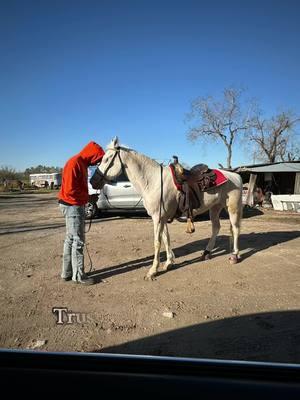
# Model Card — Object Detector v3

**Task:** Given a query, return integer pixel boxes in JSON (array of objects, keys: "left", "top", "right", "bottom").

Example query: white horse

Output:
[{"left": 91, "top": 137, "right": 243, "bottom": 280}]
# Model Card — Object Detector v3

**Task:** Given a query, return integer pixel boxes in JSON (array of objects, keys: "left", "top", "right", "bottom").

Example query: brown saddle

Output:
[
  {"left": 185, "top": 164, "right": 216, "bottom": 189},
  {"left": 171, "top": 160, "right": 217, "bottom": 233}
]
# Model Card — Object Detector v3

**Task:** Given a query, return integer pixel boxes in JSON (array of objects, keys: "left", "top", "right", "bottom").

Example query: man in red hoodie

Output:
[{"left": 58, "top": 141, "right": 105, "bottom": 285}]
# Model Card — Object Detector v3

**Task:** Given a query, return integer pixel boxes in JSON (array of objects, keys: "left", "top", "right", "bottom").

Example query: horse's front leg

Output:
[
  {"left": 145, "top": 218, "right": 164, "bottom": 281},
  {"left": 161, "top": 224, "right": 175, "bottom": 272}
]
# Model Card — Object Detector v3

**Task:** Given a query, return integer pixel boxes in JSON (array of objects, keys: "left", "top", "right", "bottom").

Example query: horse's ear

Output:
[{"left": 112, "top": 136, "right": 119, "bottom": 148}]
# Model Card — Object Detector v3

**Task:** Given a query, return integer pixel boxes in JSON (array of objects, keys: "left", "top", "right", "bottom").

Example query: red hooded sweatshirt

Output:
[{"left": 58, "top": 141, "right": 105, "bottom": 206}]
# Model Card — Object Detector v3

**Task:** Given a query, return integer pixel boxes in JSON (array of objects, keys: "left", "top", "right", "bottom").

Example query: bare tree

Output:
[
  {"left": 249, "top": 112, "right": 300, "bottom": 163},
  {"left": 0, "top": 166, "right": 19, "bottom": 181},
  {"left": 186, "top": 87, "right": 254, "bottom": 168},
  {"left": 285, "top": 143, "right": 300, "bottom": 161}
]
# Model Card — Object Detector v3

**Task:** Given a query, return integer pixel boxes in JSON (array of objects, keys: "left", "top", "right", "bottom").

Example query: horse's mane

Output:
[
  {"left": 123, "top": 147, "right": 162, "bottom": 169},
  {"left": 107, "top": 144, "right": 161, "bottom": 169}
]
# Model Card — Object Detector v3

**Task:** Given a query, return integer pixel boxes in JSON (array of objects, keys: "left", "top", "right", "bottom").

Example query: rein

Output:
[
  {"left": 98, "top": 147, "right": 126, "bottom": 182},
  {"left": 159, "top": 163, "right": 163, "bottom": 223},
  {"left": 102, "top": 149, "right": 120, "bottom": 177}
]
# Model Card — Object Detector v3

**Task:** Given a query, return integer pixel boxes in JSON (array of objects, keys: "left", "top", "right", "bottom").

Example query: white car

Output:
[{"left": 85, "top": 166, "right": 145, "bottom": 218}]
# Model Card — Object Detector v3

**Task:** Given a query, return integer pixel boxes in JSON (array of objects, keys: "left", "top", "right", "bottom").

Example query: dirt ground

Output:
[{"left": 0, "top": 192, "right": 299, "bottom": 363}]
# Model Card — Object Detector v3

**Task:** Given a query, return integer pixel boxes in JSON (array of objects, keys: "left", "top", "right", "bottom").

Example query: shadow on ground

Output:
[
  {"left": 96, "top": 310, "right": 300, "bottom": 364},
  {"left": 89, "top": 230, "right": 300, "bottom": 282},
  {"left": 91, "top": 205, "right": 264, "bottom": 222}
]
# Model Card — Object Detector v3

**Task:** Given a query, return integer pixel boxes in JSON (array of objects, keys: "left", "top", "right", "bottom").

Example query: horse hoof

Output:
[
  {"left": 162, "top": 262, "right": 175, "bottom": 272},
  {"left": 185, "top": 228, "right": 195, "bottom": 234},
  {"left": 144, "top": 274, "right": 156, "bottom": 281},
  {"left": 229, "top": 255, "right": 239, "bottom": 265},
  {"left": 200, "top": 251, "right": 211, "bottom": 261}
]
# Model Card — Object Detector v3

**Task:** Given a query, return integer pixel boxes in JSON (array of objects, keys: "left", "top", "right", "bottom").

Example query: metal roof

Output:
[{"left": 235, "top": 162, "right": 300, "bottom": 173}]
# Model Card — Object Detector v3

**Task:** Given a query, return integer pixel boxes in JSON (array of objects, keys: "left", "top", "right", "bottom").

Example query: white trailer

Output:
[{"left": 29, "top": 173, "right": 61, "bottom": 188}]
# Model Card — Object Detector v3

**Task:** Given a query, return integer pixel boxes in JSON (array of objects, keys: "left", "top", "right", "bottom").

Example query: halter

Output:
[{"left": 91, "top": 147, "right": 126, "bottom": 187}]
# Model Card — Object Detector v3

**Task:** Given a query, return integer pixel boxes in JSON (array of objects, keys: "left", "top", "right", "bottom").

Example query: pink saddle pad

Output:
[{"left": 212, "top": 169, "right": 228, "bottom": 187}]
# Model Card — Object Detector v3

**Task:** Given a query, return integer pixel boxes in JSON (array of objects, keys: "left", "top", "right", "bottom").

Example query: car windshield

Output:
[{"left": 1, "top": 0, "right": 300, "bottom": 371}]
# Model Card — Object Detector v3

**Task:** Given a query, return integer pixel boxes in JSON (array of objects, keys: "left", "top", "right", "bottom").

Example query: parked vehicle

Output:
[{"left": 85, "top": 166, "right": 145, "bottom": 218}]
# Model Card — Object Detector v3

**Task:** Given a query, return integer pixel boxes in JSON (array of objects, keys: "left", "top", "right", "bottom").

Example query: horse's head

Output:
[{"left": 90, "top": 137, "right": 123, "bottom": 189}]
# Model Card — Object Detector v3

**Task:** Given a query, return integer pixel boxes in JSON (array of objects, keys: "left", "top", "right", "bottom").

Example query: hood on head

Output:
[{"left": 79, "top": 141, "right": 105, "bottom": 165}]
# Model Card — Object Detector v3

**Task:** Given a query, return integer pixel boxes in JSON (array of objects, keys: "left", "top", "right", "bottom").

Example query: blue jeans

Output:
[{"left": 59, "top": 204, "right": 86, "bottom": 282}]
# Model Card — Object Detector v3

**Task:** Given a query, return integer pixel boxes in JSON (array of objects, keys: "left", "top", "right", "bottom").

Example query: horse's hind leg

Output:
[
  {"left": 201, "top": 204, "right": 223, "bottom": 260},
  {"left": 161, "top": 224, "right": 175, "bottom": 271},
  {"left": 227, "top": 198, "right": 242, "bottom": 264}
]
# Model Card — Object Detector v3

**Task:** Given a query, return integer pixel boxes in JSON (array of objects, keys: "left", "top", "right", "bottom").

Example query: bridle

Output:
[
  {"left": 103, "top": 147, "right": 127, "bottom": 178},
  {"left": 92, "top": 147, "right": 126, "bottom": 187}
]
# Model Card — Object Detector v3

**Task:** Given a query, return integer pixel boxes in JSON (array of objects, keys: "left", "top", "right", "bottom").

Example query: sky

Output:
[{"left": 1, "top": 0, "right": 300, "bottom": 170}]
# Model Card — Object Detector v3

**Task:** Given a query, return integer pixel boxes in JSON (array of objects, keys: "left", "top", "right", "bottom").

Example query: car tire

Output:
[{"left": 85, "top": 202, "right": 98, "bottom": 219}]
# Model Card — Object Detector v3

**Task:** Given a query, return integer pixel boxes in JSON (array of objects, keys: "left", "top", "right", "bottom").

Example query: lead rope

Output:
[
  {"left": 85, "top": 215, "right": 93, "bottom": 233},
  {"left": 85, "top": 241, "right": 93, "bottom": 273},
  {"left": 159, "top": 163, "right": 163, "bottom": 223},
  {"left": 85, "top": 211, "right": 94, "bottom": 273},
  {"left": 154, "top": 163, "right": 163, "bottom": 241}
]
